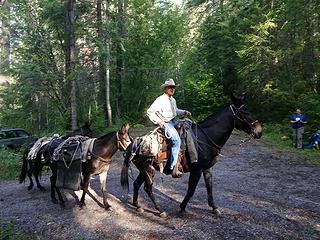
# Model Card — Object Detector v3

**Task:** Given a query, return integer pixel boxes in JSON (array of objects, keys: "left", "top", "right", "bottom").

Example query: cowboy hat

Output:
[{"left": 160, "top": 78, "right": 179, "bottom": 90}]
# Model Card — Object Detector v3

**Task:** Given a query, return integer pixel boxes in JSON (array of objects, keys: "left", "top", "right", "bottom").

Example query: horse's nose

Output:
[
  {"left": 255, "top": 131, "right": 262, "bottom": 139},
  {"left": 253, "top": 122, "right": 262, "bottom": 139}
]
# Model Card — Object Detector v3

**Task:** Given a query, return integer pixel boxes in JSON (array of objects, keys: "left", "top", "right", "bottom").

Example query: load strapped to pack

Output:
[
  {"left": 53, "top": 135, "right": 95, "bottom": 190},
  {"left": 28, "top": 135, "right": 60, "bottom": 161},
  {"left": 139, "top": 127, "right": 163, "bottom": 157}
]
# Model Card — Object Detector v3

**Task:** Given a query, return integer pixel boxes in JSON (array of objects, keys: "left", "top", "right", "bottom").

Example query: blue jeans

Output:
[{"left": 163, "top": 121, "right": 181, "bottom": 170}]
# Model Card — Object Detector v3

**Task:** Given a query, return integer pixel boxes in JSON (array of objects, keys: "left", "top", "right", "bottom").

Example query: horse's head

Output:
[
  {"left": 230, "top": 94, "right": 262, "bottom": 139},
  {"left": 117, "top": 123, "right": 132, "bottom": 151},
  {"left": 79, "top": 122, "right": 95, "bottom": 138}
]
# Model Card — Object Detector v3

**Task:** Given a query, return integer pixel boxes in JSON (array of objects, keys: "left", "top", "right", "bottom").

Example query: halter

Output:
[
  {"left": 116, "top": 131, "right": 131, "bottom": 151},
  {"left": 193, "top": 105, "right": 258, "bottom": 153},
  {"left": 230, "top": 104, "right": 258, "bottom": 138},
  {"left": 230, "top": 104, "right": 258, "bottom": 126}
]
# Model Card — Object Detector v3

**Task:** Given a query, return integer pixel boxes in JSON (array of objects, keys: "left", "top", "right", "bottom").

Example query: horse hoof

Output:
[
  {"left": 105, "top": 206, "right": 112, "bottom": 211},
  {"left": 213, "top": 208, "right": 221, "bottom": 216},
  {"left": 60, "top": 203, "right": 65, "bottom": 208},
  {"left": 39, "top": 187, "right": 46, "bottom": 192},
  {"left": 179, "top": 209, "right": 186, "bottom": 217},
  {"left": 136, "top": 207, "right": 144, "bottom": 213},
  {"left": 159, "top": 211, "right": 167, "bottom": 218},
  {"left": 52, "top": 198, "right": 58, "bottom": 204},
  {"left": 79, "top": 202, "right": 86, "bottom": 208},
  {"left": 27, "top": 186, "right": 33, "bottom": 191}
]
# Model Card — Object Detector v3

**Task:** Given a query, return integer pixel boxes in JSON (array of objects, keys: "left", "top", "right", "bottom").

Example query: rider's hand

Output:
[
  {"left": 159, "top": 121, "right": 166, "bottom": 127},
  {"left": 184, "top": 111, "right": 192, "bottom": 118}
]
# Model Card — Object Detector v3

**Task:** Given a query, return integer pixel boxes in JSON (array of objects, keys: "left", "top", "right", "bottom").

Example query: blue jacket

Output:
[{"left": 290, "top": 114, "right": 307, "bottom": 129}]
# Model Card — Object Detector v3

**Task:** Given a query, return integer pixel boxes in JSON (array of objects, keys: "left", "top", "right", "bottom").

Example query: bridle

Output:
[
  {"left": 116, "top": 131, "right": 132, "bottom": 151},
  {"left": 230, "top": 104, "right": 258, "bottom": 135},
  {"left": 194, "top": 104, "right": 259, "bottom": 153}
]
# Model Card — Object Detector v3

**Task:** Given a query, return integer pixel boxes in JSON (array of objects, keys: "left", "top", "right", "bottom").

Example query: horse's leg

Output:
[
  {"left": 50, "top": 164, "right": 65, "bottom": 207},
  {"left": 132, "top": 172, "right": 145, "bottom": 213},
  {"left": 202, "top": 168, "right": 220, "bottom": 215},
  {"left": 50, "top": 173, "right": 58, "bottom": 204},
  {"left": 99, "top": 165, "right": 111, "bottom": 210},
  {"left": 27, "top": 161, "right": 34, "bottom": 190},
  {"left": 34, "top": 163, "right": 45, "bottom": 191},
  {"left": 180, "top": 169, "right": 202, "bottom": 213},
  {"left": 79, "top": 173, "right": 91, "bottom": 208},
  {"left": 143, "top": 164, "right": 166, "bottom": 218}
]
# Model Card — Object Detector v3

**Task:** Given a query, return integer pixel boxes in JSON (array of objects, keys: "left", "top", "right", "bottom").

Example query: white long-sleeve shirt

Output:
[{"left": 147, "top": 93, "right": 185, "bottom": 124}]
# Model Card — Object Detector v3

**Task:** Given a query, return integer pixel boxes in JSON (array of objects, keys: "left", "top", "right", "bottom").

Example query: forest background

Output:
[{"left": 0, "top": 0, "right": 319, "bottom": 138}]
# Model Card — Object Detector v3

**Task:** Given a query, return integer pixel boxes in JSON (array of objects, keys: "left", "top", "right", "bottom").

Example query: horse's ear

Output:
[
  {"left": 230, "top": 93, "right": 237, "bottom": 104},
  {"left": 121, "top": 123, "right": 130, "bottom": 134},
  {"left": 240, "top": 92, "right": 246, "bottom": 102},
  {"left": 230, "top": 93, "right": 244, "bottom": 107}
]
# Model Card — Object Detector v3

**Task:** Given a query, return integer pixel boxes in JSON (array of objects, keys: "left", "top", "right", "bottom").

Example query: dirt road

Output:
[{"left": 1, "top": 133, "right": 319, "bottom": 239}]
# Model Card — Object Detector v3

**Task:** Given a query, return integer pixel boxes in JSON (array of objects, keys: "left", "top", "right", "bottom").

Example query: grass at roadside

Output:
[
  {"left": 0, "top": 220, "right": 40, "bottom": 240},
  {"left": 0, "top": 148, "right": 22, "bottom": 180},
  {"left": 262, "top": 124, "right": 320, "bottom": 165}
]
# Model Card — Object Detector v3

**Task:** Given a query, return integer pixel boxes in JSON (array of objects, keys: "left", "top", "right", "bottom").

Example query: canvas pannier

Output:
[{"left": 139, "top": 128, "right": 162, "bottom": 157}]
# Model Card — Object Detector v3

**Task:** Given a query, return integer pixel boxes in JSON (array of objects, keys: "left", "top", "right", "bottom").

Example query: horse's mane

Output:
[
  {"left": 198, "top": 105, "right": 229, "bottom": 128},
  {"left": 97, "top": 131, "right": 115, "bottom": 141}
]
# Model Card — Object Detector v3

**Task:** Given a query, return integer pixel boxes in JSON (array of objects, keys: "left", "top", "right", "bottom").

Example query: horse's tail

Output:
[
  {"left": 121, "top": 143, "right": 134, "bottom": 192},
  {"left": 19, "top": 147, "right": 29, "bottom": 184}
]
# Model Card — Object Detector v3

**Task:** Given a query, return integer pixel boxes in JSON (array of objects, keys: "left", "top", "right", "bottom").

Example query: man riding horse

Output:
[{"left": 146, "top": 78, "right": 191, "bottom": 178}]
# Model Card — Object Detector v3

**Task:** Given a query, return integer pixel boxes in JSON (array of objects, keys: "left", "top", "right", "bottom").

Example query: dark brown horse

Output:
[
  {"left": 49, "top": 123, "right": 132, "bottom": 209},
  {"left": 121, "top": 95, "right": 262, "bottom": 217},
  {"left": 19, "top": 122, "right": 94, "bottom": 191}
]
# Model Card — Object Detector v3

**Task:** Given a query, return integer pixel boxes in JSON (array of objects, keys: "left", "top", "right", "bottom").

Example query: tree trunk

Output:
[
  {"left": 97, "top": 0, "right": 112, "bottom": 126},
  {"left": 0, "top": 0, "right": 10, "bottom": 71},
  {"left": 115, "top": 0, "right": 124, "bottom": 121},
  {"left": 65, "top": 0, "right": 77, "bottom": 130},
  {"left": 105, "top": 0, "right": 112, "bottom": 126}
]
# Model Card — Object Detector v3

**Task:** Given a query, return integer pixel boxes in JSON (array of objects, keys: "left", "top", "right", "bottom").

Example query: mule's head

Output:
[
  {"left": 230, "top": 94, "right": 262, "bottom": 139},
  {"left": 117, "top": 123, "right": 132, "bottom": 151},
  {"left": 74, "top": 122, "right": 95, "bottom": 138}
]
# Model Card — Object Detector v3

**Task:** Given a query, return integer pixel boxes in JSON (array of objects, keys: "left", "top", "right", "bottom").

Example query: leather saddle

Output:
[{"left": 153, "top": 123, "right": 191, "bottom": 176}]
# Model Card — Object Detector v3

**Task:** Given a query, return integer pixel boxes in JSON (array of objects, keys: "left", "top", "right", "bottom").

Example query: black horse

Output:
[
  {"left": 45, "top": 123, "right": 132, "bottom": 208},
  {"left": 121, "top": 95, "right": 262, "bottom": 217},
  {"left": 19, "top": 122, "right": 94, "bottom": 192}
]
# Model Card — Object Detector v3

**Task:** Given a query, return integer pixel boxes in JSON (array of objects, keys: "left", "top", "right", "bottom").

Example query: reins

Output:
[
  {"left": 91, "top": 131, "right": 131, "bottom": 163},
  {"left": 187, "top": 116, "right": 222, "bottom": 154},
  {"left": 189, "top": 104, "right": 258, "bottom": 153}
]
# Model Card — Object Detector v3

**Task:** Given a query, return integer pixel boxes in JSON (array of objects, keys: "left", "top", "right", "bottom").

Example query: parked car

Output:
[{"left": 0, "top": 128, "right": 36, "bottom": 150}]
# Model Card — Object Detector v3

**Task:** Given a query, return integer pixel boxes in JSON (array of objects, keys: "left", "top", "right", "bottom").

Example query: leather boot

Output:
[{"left": 172, "top": 164, "right": 183, "bottom": 178}]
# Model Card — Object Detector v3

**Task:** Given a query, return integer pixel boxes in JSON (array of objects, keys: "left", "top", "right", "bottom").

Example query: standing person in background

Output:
[{"left": 290, "top": 109, "right": 307, "bottom": 149}]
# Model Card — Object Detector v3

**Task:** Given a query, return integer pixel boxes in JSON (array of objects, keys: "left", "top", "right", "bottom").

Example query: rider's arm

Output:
[
  {"left": 147, "top": 97, "right": 163, "bottom": 125},
  {"left": 171, "top": 97, "right": 185, "bottom": 117}
]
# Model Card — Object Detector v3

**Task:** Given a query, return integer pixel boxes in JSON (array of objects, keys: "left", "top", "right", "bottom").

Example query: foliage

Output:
[
  {"left": 0, "top": 0, "right": 319, "bottom": 136},
  {"left": 0, "top": 148, "right": 22, "bottom": 180},
  {"left": 181, "top": 0, "right": 319, "bottom": 130},
  {"left": 262, "top": 123, "right": 320, "bottom": 165}
]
